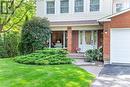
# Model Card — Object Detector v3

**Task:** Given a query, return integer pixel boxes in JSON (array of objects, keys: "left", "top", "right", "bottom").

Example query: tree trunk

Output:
[{"left": 0, "top": 24, "right": 3, "bottom": 31}]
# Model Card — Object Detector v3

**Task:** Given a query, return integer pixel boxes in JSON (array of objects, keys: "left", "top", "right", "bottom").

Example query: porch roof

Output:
[{"left": 50, "top": 20, "right": 99, "bottom": 26}]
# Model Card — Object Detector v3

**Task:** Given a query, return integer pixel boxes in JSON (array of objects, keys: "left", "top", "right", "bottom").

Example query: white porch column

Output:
[
  {"left": 91, "top": 31, "right": 94, "bottom": 49},
  {"left": 49, "top": 34, "right": 51, "bottom": 48},
  {"left": 63, "top": 31, "right": 66, "bottom": 48}
]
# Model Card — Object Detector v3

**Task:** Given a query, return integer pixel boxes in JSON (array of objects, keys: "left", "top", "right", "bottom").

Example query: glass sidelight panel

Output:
[
  {"left": 85, "top": 31, "right": 91, "bottom": 45},
  {"left": 93, "top": 31, "right": 97, "bottom": 45},
  {"left": 80, "top": 31, "right": 83, "bottom": 44}
]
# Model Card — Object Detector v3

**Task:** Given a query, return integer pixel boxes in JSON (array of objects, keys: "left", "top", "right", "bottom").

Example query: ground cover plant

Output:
[{"left": 14, "top": 48, "right": 73, "bottom": 65}]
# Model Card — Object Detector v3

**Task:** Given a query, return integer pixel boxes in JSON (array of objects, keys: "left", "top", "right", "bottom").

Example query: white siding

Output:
[{"left": 36, "top": 0, "right": 113, "bottom": 22}]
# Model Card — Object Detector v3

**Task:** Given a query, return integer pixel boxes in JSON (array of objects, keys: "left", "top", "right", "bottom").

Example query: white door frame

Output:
[{"left": 78, "top": 30, "right": 98, "bottom": 52}]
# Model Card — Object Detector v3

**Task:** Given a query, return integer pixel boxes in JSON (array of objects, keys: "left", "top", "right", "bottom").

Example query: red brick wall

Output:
[
  {"left": 72, "top": 31, "right": 78, "bottom": 52},
  {"left": 103, "top": 22, "right": 111, "bottom": 61},
  {"left": 111, "top": 11, "right": 130, "bottom": 28}
]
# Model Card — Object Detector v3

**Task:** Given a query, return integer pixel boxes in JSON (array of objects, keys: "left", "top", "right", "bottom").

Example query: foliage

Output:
[
  {"left": 20, "top": 17, "right": 51, "bottom": 54},
  {"left": 14, "top": 49, "right": 73, "bottom": 65},
  {"left": 0, "top": 34, "right": 8, "bottom": 58},
  {"left": 85, "top": 46, "right": 103, "bottom": 62},
  {"left": 0, "top": 59, "right": 95, "bottom": 87},
  {"left": 35, "top": 48, "right": 68, "bottom": 55},
  {"left": 0, "top": 29, "right": 20, "bottom": 58},
  {"left": 0, "top": 0, "right": 35, "bottom": 58},
  {"left": 0, "top": 0, "right": 35, "bottom": 32}
]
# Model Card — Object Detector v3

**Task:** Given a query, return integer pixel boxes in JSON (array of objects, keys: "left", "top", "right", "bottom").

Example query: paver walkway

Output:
[
  {"left": 68, "top": 53, "right": 103, "bottom": 76},
  {"left": 92, "top": 65, "right": 130, "bottom": 87}
]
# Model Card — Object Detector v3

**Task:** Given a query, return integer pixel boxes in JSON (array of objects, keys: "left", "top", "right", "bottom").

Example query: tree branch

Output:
[
  {"left": 1, "top": 10, "right": 28, "bottom": 33},
  {"left": 3, "top": 0, "right": 24, "bottom": 26}
]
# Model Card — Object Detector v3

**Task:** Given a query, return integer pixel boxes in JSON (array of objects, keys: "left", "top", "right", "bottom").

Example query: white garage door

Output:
[{"left": 111, "top": 29, "right": 130, "bottom": 64}]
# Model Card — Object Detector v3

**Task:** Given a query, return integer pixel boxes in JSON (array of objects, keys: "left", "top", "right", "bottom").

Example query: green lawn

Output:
[{"left": 0, "top": 59, "right": 95, "bottom": 87}]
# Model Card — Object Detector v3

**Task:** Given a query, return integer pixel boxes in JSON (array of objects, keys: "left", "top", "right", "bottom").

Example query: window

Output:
[
  {"left": 60, "top": 0, "right": 69, "bottom": 13},
  {"left": 90, "top": 0, "right": 100, "bottom": 11},
  {"left": 75, "top": 0, "right": 84, "bottom": 12},
  {"left": 46, "top": 1, "right": 55, "bottom": 14},
  {"left": 116, "top": 3, "right": 123, "bottom": 12}
]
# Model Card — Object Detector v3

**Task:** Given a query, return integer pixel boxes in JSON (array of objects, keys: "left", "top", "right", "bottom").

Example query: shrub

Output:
[
  {"left": 20, "top": 17, "right": 51, "bottom": 55},
  {"left": 14, "top": 49, "right": 73, "bottom": 65},
  {"left": 85, "top": 46, "right": 103, "bottom": 62},
  {"left": 0, "top": 30, "right": 20, "bottom": 58}
]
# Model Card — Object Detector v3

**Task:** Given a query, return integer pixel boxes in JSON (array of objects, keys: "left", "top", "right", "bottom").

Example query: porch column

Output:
[
  {"left": 63, "top": 31, "right": 66, "bottom": 48},
  {"left": 49, "top": 34, "right": 51, "bottom": 48},
  {"left": 67, "top": 26, "right": 73, "bottom": 52},
  {"left": 103, "top": 22, "right": 110, "bottom": 64}
]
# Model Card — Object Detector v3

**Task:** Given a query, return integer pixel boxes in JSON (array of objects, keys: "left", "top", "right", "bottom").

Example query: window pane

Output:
[
  {"left": 93, "top": 31, "right": 97, "bottom": 45},
  {"left": 85, "top": 31, "right": 91, "bottom": 45},
  {"left": 80, "top": 31, "right": 83, "bottom": 44},
  {"left": 47, "top": 1, "right": 55, "bottom": 14},
  {"left": 116, "top": 3, "right": 123, "bottom": 12},
  {"left": 90, "top": 0, "right": 100, "bottom": 11},
  {"left": 75, "top": 0, "right": 84, "bottom": 12},
  {"left": 60, "top": 0, "right": 69, "bottom": 13}
]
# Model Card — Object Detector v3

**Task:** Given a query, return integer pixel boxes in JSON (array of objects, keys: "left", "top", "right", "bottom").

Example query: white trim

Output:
[
  {"left": 49, "top": 34, "right": 51, "bottom": 48},
  {"left": 63, "top": 31, "right": 66, "bottom": 48},
  {"left": 50, "top": 23, "right": 99, "bottom": 27},
  {"left": 111, "top": 28, "right": 130, "bottom": 30},
  {"left": 78, "top": 30, "right": 98, "bottom": 52},
  {"left": 99, "top": 8, "right": 130, "bottom": 22}
]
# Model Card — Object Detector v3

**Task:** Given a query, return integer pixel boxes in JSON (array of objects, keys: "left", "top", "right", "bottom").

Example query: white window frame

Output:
[
  {"left": 46, "top": 1, "right": 55, "bottom": 14},
  {"left": 90, "top": 0, "right": 100, "bottom": 12},
  {"left": 75, "top": 0, "right": 84, "bottom": 12},
  {"left": 60, "top": 0, "right": 69, "bottom": 13},
  {"left": 116, "top": 3, "right": 123, "bottom": 12}
]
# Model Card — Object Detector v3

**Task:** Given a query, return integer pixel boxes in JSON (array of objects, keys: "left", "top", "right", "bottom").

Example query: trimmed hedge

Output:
[{"left": 14, "top": 49, "right": 73, "bottom": 65}]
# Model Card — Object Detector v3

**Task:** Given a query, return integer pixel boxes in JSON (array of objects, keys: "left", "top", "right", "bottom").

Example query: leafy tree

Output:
[
  {"left": 0, "top": 0, "right": 35, "bottom": 32},
  {"left": 20, "top": 17, "right": 51, "bottom": 54},
  {"left": 0, "top": 0, "right": 35, "bottom": 58}
]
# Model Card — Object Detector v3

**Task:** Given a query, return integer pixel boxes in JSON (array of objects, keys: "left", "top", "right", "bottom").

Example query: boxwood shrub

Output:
[{"left": 14, "top": 48, "right": 73, "bottom": 65}]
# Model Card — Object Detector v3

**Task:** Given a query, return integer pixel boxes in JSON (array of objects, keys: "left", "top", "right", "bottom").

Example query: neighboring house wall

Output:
[
  {"left": 36, "top": 0, "right": 113, "bottom": 22},
  {"left": 113, "top": 0, "right": 130, "bottom": 13},
  {"left": 103, "top": 11, "right": 130, "bottom": 63}
]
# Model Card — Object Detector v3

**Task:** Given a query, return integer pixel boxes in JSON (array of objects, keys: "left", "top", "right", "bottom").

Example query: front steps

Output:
[{"left": 68, "top": 53, "right": 103, "bottom": 66}]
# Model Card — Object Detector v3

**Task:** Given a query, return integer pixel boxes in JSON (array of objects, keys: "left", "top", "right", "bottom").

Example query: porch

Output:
[{"left": 49, "top": 27, "right": 103, "bottom": 53}]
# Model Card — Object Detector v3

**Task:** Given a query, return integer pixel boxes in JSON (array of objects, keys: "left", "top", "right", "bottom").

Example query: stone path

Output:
[{"left": 68, "top": 53, "right": 103, "bottom": 76}]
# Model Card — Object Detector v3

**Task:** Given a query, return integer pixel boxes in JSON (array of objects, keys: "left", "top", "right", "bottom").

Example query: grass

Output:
[{"left": 0, "top": 59, "right": 95, "bottom": 87}]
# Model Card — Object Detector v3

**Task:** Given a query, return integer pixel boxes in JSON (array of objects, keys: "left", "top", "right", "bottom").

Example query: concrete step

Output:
[
  {"left": 68, "top": 53, "right": 85, "bottom": 58},
  {"left": 73, "top": 62, "right": 96, "bottom": 66},
  {"left": 72, "top": 58, "right": 86, "bottom": 63}
]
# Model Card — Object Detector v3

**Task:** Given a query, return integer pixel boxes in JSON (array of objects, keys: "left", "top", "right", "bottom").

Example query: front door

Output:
[{"left": 79, "top": 31, "right": 97, "bottom": 52}]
